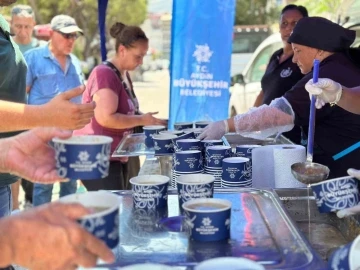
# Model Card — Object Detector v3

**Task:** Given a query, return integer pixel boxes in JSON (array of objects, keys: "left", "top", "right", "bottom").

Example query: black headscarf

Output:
[
  {"left": 288, "top": 16, "right": 360, "bottom": 67},
  {"left": 288, "top": 17, "right": 355, "bottom": 52}
]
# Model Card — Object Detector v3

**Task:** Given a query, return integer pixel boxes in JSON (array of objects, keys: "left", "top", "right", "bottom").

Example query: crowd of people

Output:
[{"left": 1, "top": 0, "right": 360, "bottom": 269}]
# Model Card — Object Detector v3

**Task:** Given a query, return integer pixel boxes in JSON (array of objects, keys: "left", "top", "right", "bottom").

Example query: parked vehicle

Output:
[
  {"left": 230, "top": 25, "right": 271, "bottom": 76},
  {"left": 228, "top": 22, "right": 360, "bottom": 117},
  {"left": 229, "top": 33, "right": 281, "bottom": 117}
]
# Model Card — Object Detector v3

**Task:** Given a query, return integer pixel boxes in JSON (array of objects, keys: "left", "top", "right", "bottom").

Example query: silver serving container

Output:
[{"left": 102, "top": 188, "right": 325, "bottom": 269}]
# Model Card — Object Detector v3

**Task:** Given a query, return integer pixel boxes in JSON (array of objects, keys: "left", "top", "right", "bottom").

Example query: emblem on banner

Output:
[
  {"left": 193, "top": 44, "right": 213, "bottom": 63},
  {"left": 280, "top": 67, "right": 293, "bottom": 78}
]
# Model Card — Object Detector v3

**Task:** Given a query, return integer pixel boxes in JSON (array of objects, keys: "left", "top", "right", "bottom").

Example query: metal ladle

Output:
[{"left": 291, "top": 59, "right": 330, "bottom": 185}]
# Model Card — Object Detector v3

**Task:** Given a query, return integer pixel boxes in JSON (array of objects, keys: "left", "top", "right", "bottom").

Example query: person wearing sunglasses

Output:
[
  {"left": 10, "top": 4, "right": 46, "bottom": 54},
  {"left": 24, "top": 14, "right": 85, "bottom": 208}
]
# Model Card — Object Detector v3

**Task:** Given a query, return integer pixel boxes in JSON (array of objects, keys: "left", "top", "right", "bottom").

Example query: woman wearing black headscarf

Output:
[{"left": 199, "top": 17, "right": 360, "bottom": 179}]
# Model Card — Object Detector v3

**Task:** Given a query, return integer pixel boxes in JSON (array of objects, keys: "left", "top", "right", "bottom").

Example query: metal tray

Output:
[
  {"left": 222, "top": 133, "right": 294, "bottom": 149},
  {"left": 275, "top": 188, "right": 360, "bottom": 261},
  {"left": 112, "top": 133, "right": 156, "bottom": 157},
  {"left": 101, "top": 189, "right": 325, "bottom": 269}
]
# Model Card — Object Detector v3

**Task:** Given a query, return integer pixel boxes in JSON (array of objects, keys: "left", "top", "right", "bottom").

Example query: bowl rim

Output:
[
  {"left": 52, "top": 135, "right": 113, "bottom": 145},
  {"left": 310, "top": 176, "right": 356, "bottom": 187},
  {"left": 182, "top": 198, "right": 231, "bottom": 213}
]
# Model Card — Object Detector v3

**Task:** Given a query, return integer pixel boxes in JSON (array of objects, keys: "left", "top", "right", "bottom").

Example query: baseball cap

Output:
[{"left": 50, "top": 14, "right": 83, "bottom": 34}]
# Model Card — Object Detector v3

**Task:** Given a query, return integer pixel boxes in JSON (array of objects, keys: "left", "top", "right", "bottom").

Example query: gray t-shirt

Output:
[
  {"left": 0, "top": 15, "right": 27, "bottom": 186},
  {"left": 17, "top": 37, "right": 47, "bottom": 54}
]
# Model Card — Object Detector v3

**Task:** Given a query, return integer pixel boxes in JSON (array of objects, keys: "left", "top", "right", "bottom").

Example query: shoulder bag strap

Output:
[{"left": 103, "top": 61, "right": 139, "bottom": 113}]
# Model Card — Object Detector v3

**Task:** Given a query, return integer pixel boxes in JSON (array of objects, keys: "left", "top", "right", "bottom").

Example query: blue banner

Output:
[{"left": 169, "top": 0, "right": 235, "bottom": 129}]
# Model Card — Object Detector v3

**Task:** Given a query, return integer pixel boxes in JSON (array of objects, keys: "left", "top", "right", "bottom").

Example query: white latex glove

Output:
[
  {"left": 197, "top": 120, "right": 229, "bottom": 140},
  {"left": 305, "top": 78, "right": 342, "bottom": 109},
  {"left": 336, "top": 168, "right": 360, "bottom": 218}
]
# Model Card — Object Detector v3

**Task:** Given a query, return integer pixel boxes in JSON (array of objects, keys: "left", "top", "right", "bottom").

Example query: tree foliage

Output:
[
  {"left": 234, "top": 0, "right": 280, "bottom": 26},
  {"left": 4, "top": 0, "right": 147, "bottom": 59},
  {"left": 294, "top": 0, "right": 344, "bottom": 20}
]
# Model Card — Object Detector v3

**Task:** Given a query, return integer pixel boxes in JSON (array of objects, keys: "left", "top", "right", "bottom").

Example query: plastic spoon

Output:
[{"left": 291, "top": 59, "right": 330, "bottom": 184}]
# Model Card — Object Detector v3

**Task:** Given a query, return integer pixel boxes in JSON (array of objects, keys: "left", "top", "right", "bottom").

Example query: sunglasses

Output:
[
  {"left": 56, "top": 31, "right": 80, "bottom": 40},
  {"left": 12, "top": 7, "right": 33, "bottom": 16}
]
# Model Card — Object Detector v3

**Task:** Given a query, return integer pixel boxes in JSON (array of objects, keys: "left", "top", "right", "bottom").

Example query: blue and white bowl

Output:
[
  {"left": 328, "top": 235, "right": 360, "bottom": 270},
  {"left": 59, "top": 191, "right": 120, "bottom": 248},
  {"left": 311, "top": 176, "right": 359, "bottom": 213},
  {"left": 130, "top": 175, "right": 170, "bottom": 209},
  {"left": 159, "top": 130, "right": 184, "bottom": 136},
  {"left": 153, "top": 134, "right": 177, "bottom": 155},
  {"left": 52, "top": 135, "right": 113, "bottom": 180},
  {"left": 205, "top": 145, "right": 232, "bottom": 168},
  {"left": 173, "top": 150, "right": 203, "bottom": 172},
  {"left": 176, "top": 174, "right": 215, "bottom": 208},
  {"left": 174, "top": 122, "right": 193, "bottom": 130},
  {"left": 175, "top": 139, "right": 201, "bottom": 152},
  {"left": 143, "top": 125, "right": 166, "bottom": 148},
  {"left": 195, "top": 121, "right": 212, "bottom": 129},
  {"left": 172, "top": 132, "right": 196, "bottom": 146},
  {"left": 222, "top": 157, "right": 251, "bottom": 183},
  {"left": 234, "top": 145, "right": 261, "bottom": 158},
  {"left": 182, "top": 198, "right": 231, "bottom": 242},
  {"left": 183, "top": 128, "right": 204, "bottom": 138},
  {"left": 200, "top": 139, "right": 224, "bottom": 152}
]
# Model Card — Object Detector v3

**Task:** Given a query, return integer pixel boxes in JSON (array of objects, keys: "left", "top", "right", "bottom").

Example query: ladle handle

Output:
[{"left": 307, "top": 59, "right": 320, "bottom": 162}]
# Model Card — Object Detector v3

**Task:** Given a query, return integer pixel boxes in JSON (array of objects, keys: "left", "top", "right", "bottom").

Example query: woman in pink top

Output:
[{"left": 74, "top": 22, "right": 166, "bottom": 191}]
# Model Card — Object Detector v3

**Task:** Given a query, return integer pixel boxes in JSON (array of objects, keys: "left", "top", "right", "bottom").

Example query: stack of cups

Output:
[
  {"left": 233, "top": 145, "right": 261, "bottom": 184},
  {"left": 172, "top": 150, "right": 203, "bottom": 189},
  {"left": 174, "top": 138, "right": 201, "bottom": 152},
  {"left": 221, "top": 157, "right": 251, "bottom": 188},
  {"left": 204, "top": 145, "right": 232, "bottom": 188}
]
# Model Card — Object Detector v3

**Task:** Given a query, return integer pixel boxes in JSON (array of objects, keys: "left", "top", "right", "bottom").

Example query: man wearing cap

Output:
[
  {"left": 199, "top": 16, "right": 360, "bottom": 180},
  {"left": 10, "top": 4, "right": 46, "bottom": 54},
  {"left": 25, "top": 14, "right": 85, "bottom": 206}
]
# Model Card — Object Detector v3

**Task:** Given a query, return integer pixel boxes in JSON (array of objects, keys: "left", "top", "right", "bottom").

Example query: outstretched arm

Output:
[
  {"left": 0, "top": 127, "right": 73, "bottom": 183},
  {"left": 0, "top": 203, "right": 114, "bottom": 269},
  {"left": 0, "top": 86, "right": 95, "bottom": 132},
  {"left": 305, "top": 78, "right": 360, "bottom": 115}
]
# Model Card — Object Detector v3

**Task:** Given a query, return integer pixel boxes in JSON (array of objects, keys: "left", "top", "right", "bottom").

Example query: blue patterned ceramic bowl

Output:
[
  {"left": 176, "top": 174, "right": 215, "bottom": 209},
  {"left": 328, "top": 235, "right": 360, "bottom": 270},
  {"left": 130, "top": 175, "right": 170, "bottom": 209},
  {"left": 205, "top": 145, "right": 232, "bottom": 168},
  {"left": 173, "top": 150, "right": 203, "bottom": 172},
  {"left": 195, "top": 121, "right": 212, "bottom": 128},
  {"left": 183, "top": 128, "right": 204, "bottom": 138},
  {"left": 152, "top": 134, "right": 177, "bottom": 155},
  {"left": 59, "top": 191, "right": 120, "bottom": 248},
  {"left": 311, "top": 176, "right": 359, "bottom": 213},
  {"left": 182, "top": 198, "right": 231, "bottom": 242},
  {"left": 174, "top": 122, "right": 194, "bottom": 130},
  {"left": 52, "top": 135, "right": 113, "bottom": 180},
  {"left": 175, "top": 139, "right": 201, "bottom": 152},
  {"left": 143, "top": 125, "right": 166, "bottom": 148},
  {"left": 222, "top": 157, "right": 250, "bottom": 183}
]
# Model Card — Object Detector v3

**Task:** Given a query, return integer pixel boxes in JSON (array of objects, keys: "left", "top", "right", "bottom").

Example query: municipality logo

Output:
[{"left": 193, "top": 44, "right": 213, "bottom": 63}]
